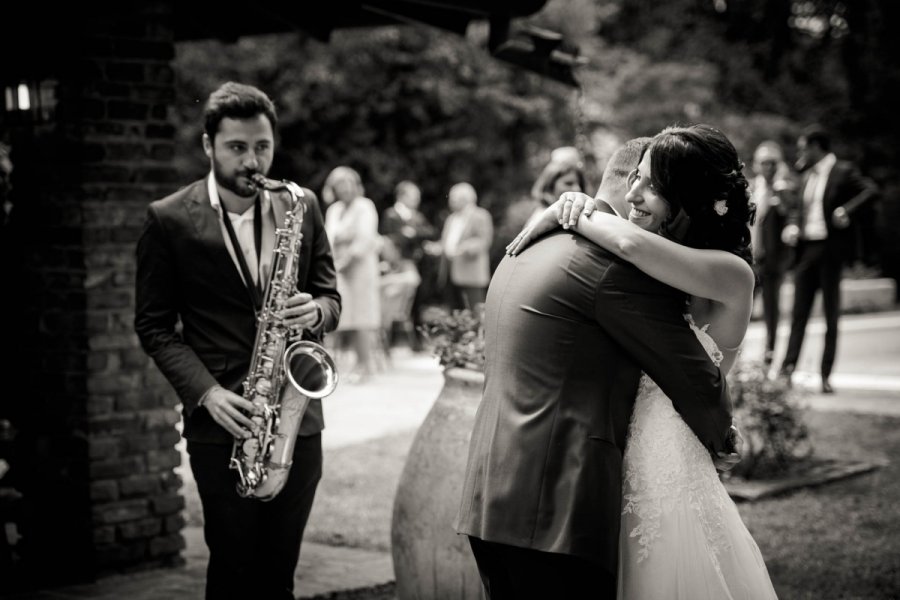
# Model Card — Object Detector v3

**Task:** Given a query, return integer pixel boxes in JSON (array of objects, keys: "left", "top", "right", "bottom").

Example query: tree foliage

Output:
[
  {"left": 172, "top": 0, "right": 899, "bottom": 280},
  {"left": 173, "top": 26, "right": 580, "bottom": 234},
  {"left": 573, "top": 0, "right": 897, "bottom": 276},
  {"left": 596, "top": 0, "right": 899, "bottom": 163}
]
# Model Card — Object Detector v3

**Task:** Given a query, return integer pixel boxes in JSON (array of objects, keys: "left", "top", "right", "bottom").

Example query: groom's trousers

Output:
[{"left": 468, "top": 536, "right": 616, "bottom": 599}]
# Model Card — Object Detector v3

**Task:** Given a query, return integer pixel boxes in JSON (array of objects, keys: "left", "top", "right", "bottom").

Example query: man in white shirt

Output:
[
  {"left": 779, "top": 125, "right": 878, "bottom": 393},
  {"left": 134, "top": 82, "right": 340, "bottom": 599}
]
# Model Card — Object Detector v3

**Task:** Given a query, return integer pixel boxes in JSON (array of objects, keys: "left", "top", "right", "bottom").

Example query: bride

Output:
[{"left": 509, "top": 124, "right": 779, "bottom": 599}]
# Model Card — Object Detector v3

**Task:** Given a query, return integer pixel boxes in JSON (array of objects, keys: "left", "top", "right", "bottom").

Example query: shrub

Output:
[
  {"left": 725, "top": 359, "right": 813, "bottom": 480},
  {"left": 419, "top": 306, "right": 485, "bottom": 371}
]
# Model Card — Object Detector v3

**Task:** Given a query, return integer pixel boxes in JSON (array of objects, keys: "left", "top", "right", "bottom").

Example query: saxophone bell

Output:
[{"left": 284, "top": 340, "right": 338, "bottom": 399}]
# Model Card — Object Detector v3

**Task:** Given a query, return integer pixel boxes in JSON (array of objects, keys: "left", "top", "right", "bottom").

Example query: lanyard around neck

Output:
[{"left": 221, "top": 196, "right": 263, "bottom": 311}]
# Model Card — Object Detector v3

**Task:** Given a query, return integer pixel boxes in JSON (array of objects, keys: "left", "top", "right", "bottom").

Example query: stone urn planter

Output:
[{"left": 390, "top": 366, "right": 484, "bottom": 600}]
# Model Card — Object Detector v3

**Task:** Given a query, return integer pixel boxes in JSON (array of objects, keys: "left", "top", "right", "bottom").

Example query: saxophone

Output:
[{"left": 229, "top": 173, "right": 338, "bottom": 500}]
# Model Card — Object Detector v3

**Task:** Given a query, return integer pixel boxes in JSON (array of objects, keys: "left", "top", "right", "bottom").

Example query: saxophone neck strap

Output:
[{"left": 221, "top": 195, "right": 264, "bottom": 312}]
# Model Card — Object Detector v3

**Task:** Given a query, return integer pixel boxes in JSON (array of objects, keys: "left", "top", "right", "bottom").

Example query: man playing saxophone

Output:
[{"left": 135, "top": 81, "right": 341, "bottom": 600}]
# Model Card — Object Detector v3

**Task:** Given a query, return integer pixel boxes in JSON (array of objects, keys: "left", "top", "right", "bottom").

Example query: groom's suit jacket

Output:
[
  {"left": 135, "top": 178, "right": 341, "bottom": 445},
  {"left": 455, "top": 209, "right": 733, "bottom": 575}
]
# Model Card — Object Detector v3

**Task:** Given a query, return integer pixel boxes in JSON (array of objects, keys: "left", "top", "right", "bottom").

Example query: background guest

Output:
[
  {"left": 749, "top": 140, "right": 797, "bottom": 367},
  {"left": 323, "top": 165, "right": 382, "bottom": 382},
  {"left": 492, "top": 146, "right": 587, "bottom": 271},
  {"left": 778, "top": 125, "right": 879, "bottom": 393},
  {"left": 525, "top": 155, "right": 587, "bottom": 229},
  {"left": 438, "top": 182, "right": 493, "bottom": 311},
  {"left": 380, "top": 181, "right": 437, "bottom": 350}
]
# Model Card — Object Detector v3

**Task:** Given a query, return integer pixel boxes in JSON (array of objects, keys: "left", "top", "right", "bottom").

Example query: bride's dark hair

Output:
[{"left": 648, "top": 124, "right": 755, "bottom": 266}]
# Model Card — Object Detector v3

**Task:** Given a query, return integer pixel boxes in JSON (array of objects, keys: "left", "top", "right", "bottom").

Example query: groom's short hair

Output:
[
  {"left": 596, "top": 137, "right": 651, "bottom": 215},
  {"left": 599, "top": 137, "right": 652, "bottom": 191}
]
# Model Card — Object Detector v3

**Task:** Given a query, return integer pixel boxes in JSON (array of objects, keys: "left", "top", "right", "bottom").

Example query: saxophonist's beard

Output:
[{"left": 213, "top": 160, "right": 260, "bottom": 198}]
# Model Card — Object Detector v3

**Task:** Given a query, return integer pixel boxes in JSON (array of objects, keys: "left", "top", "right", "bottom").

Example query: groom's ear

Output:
[
  {"left": 593, "top": 197, "right": 618, "bottom": 217},
  {"left": 661, "top": 207, "right": 691, "bottom": 243}
]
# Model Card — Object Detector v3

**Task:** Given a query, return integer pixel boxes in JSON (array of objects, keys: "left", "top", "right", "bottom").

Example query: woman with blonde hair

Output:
[
  {"left": 322, "top": 166, "right": 381, "bottom": 382},
  {"left": 524, "top": 152, "right": 587, "bottom": 229}
]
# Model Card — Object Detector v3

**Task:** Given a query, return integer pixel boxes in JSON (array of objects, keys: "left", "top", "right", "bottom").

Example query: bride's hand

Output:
[
  {"left": 506, "top": 192, "right": 601, "bottom": 256},
  {"left": 557, "top": 192, "right": 597, "bottom": 229},
  {"left": 506, "top": 201, "right": 563, "bottom": 256}
]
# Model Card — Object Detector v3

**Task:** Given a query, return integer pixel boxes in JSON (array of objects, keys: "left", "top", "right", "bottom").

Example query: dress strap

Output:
[{"left": 717, "top": 340, "right": 743, "bottom": 353}]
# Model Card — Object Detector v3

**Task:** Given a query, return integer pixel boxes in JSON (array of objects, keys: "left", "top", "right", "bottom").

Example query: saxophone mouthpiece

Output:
[
  {"left": 249, "top": 173, "right": 305, "bottom": 200},
  {"left": 249, "top": 173, "right": 285, "bottom": 191}
]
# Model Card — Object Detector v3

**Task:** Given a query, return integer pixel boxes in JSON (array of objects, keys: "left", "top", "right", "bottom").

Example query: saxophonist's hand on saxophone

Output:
[
  {"left": 280, "top": 292, "right": 322, "bottom": 341},
  {"left": 200, "top": 386, "right": 262, "bottom": 440}
]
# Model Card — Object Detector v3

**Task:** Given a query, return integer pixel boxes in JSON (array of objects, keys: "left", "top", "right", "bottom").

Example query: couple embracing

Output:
[{"left": 455, "top": 124, "right": 779, "bottom": 599}]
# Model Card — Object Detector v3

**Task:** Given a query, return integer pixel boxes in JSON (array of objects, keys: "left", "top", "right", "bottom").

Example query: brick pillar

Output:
[{"left": 15, "top": 3, "right": 186, "bottom": 585}]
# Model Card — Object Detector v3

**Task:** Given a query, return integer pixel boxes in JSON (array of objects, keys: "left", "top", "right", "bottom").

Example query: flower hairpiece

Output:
[{"left": 713, "top": 199, "right": 729, "bottom": 216}]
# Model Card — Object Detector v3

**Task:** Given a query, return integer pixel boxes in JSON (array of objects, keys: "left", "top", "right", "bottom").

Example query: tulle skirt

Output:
[
  {"left": 616, "top": 376, "right": 779, "bottom": 600},
  {"left": 617, "top": 498, "right": 778, "bottom": 600}
]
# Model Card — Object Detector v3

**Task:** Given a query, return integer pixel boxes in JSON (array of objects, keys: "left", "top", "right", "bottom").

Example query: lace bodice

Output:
[{"left": 620, "top": 314, "right": 731, "bottom": 564}]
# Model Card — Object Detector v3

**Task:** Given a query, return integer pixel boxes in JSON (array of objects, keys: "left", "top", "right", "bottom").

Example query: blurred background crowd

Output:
[
  {"left": 159, "top": 0, "right": 895, "bottom": 383},
  {"left": 2, "top": 1, "right": 892, "bottom": 387}
]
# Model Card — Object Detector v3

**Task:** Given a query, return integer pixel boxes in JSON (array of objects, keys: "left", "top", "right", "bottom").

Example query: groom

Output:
[{"left": 455, "top": 138, "right": 738, "bottom": 599}]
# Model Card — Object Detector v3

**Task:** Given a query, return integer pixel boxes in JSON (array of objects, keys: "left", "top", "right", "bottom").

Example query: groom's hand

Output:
[{"left": 713, "top": 425, "right": 743, "bottom": 472}]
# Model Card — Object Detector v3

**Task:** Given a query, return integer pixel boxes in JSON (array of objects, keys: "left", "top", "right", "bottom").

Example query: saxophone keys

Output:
[
  {"left": 242, "top": 437, "right": 260, "bottom": 457},
  {"left": 255, "top": 378, "right": 271, "bottom": 394}
]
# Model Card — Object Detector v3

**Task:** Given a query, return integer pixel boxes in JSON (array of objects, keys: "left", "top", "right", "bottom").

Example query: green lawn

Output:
[
  {"left": 303, "top": 410, "right": 900, "bottom": 599},
  {"left": 737, "top": 411, "right": 899, "bottom": 600},
  {"left": 304, "top": 431, "right": 416, "bottom": 551}
]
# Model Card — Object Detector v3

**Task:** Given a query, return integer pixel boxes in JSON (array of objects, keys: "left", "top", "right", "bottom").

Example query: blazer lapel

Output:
[{"left": 183, "top": 181, "right": 256, "bottom": 308}]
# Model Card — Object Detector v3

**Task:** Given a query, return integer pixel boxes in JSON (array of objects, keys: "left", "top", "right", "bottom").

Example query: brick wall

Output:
[{"left": 13, "top": 3, "right": 186, "bottom": 585}]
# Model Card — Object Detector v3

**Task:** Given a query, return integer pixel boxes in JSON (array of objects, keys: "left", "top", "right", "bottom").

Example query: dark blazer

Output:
[
  {"left": 789, "top": 159, "right": 878, "bottom": 258},
  {"left": 135, "top": 179, "right": 341, "bottom": 444},
  {"left": 380, "top": 204, "right": 436, "bottom": 262},
  {"left": 455, "top": 220, "right": 733, "bottom": 574}
]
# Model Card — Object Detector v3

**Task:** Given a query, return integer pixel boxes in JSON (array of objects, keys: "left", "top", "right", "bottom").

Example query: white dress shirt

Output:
[
  {"left": 802, "top": 153, "right": 836, "bottom": 241},
  {"left": 207, "top": 173, "right": 275, "bottom": 290}
]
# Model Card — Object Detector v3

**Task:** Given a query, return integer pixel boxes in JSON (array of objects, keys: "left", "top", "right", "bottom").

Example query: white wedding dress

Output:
[{"left": 617, "top": 315, "right": 778, "bottom": 600}]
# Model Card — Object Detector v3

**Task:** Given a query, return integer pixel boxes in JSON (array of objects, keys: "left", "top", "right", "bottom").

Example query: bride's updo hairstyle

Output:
[{"left": 648, "top": 124, "right": 755, "bottom": 266}]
